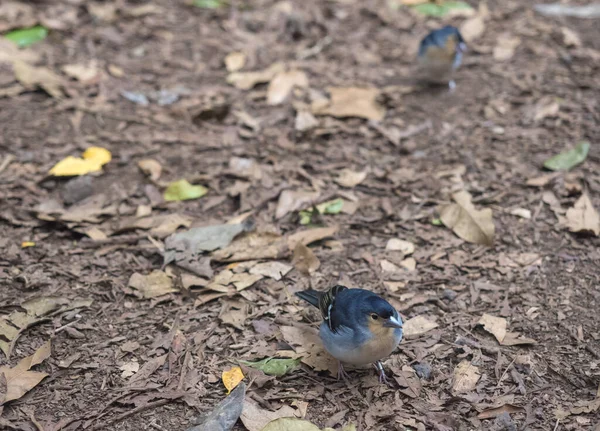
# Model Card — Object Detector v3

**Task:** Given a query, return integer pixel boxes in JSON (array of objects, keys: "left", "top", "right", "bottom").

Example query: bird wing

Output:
[{"left": 318, "top": 285, "right": 348, "bottom": 333}]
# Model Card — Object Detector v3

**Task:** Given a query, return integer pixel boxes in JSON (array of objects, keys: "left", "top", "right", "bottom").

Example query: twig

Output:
[
  {"left": 178, "top": 351, "right": 191, "bottom": 391},
  {"left": 553, "top": 419, "right": 560, "bottom": 431},
  {"left": 55, "top": 319, "right": 81, "bottom": 333},
  {"left": 495, "top": 356, "right": 516, "bottom": 390},
  {"left": 0, "top": 154, "right": 15, "bottom": 174}
]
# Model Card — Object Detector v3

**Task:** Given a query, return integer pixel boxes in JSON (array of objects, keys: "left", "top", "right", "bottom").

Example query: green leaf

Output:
[
  {"left": 193, "top": 0, "right": 223, "bottom": 8},
  {"left": 299, "top": 210, "right": 313, "bottom": 225},
  {"left": 316, "top": 198, "right": 344, "bottom": 215},
  {"left": 163, "top": 179, "right": 208, "bottom": 201},
  {"left": 543, "top": 141, "right": 590, "bottom": 171},
  {"left": 239, "top": 357, "right": 301, "bottom": 377},
  {"left": 431, "top": 218, "right": 443, "bottom": 226},
  {"left": 5, "top": 26, "right": 48, "bottom": 48},
  {"left": 411, "top": 1, "right": 473, "bottom": 17}
]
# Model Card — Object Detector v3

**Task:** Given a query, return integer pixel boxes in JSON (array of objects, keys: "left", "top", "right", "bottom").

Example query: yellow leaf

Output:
[
  {"left": 222, "top": 366, "right": 244, "bottom": 394},
  {"left": 49, "top": 147, "right": 112, "bottom": 176},
  {"left": 21, "top": 241, "right": 35, "bottom": 248}
]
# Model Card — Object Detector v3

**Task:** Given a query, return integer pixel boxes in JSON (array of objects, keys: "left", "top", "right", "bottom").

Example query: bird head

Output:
[{"left": 358, "top": 295, "right": 403, "bottom": 331}]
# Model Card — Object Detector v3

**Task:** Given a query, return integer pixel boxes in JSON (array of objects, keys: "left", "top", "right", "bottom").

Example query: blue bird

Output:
[
  {"left": 296, "top": 285, "right": 403, "bottom": 385},
  {"left": 417, "top": 25, "right": 467, "bottom": 91}
]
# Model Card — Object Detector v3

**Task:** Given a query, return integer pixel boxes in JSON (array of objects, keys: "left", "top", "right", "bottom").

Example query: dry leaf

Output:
[
  {"left": 452, "top": 360, "right": 481, "bottom": 393},
  {"left": 137, "top": 159, "right": 162, "bottom": 181},
  {"left": 287, "top": 226, "right": 338, "bottom": 250},
  {"left": 460, "top": 15, "right": 485, "bottom": 42},
  {"left": 49, "top": 147, "right": 112, "bottom": 176},
  {"left": 128, "top": 270, "right": 178, "bottom": 299},
  {"left": 562, "top": 193, "right": 600, "bottom": 236},
  {"left": 62, "top": 63, "right": 101, "bottom": 84},
  {"left": 222, "top": 366, "right": 244, "bottom": 394},
  {"left": 0, "top": 340, "right": 51, "bottom": 403},
  {"left": 212, "top": 232, "right": 288, "bottom": 263},
  {"left": 295, "top": 110, "right": 319, "bottom": 132},
  {"left": 249, "top": 261, "right": 292, "bottom": 281},
  {"left": 493, "top": 35, "right": 520, "bottom": 61},
  {"left": 477, "top": 404, "right": 524, "bottom": 419},
  {"left": 403, "top": 315, "right": 438, "bottom": 338},
  {"left": 292, "top": 243, "right": 320, "bottom": 275},
  {"left": 13, "top": 60, "right": 64, "bottom": 98},
  {"left": 260, "top": 417, "right": 320, "bottom": 431},
  {"left": 120, "top": 361, "right": 139, "bottom": 378},
  {"left": 560, "top": 27, "right": 581, "bottom": 47},
  {"left": 526, "top": 173, "right": 560, "bottom": 187},
  {"left": 225, "top": 51, "right": 246, "bottom": 72},
  {"left": 440, "top": 190, "right": 495, "bottom": 246},
  {"left": 478, "top": 314, "right": 507, "bottom": 343},
  {"left": 227, "top": 62, "right": 285, "bottom": 90},
  {"left": 334, "top": 169, "right": 367, "bottom": 188},
  {"left": 531, "top": 97, "right": 560, "bottom": 122},
  {"left": 276, "top": 190, "right": 320, "bottom": 219},
  {"left": 267, "top": 70, "right": 308, "bottom": 105},
  {"left": 509, "top": 208, "right": 531, "bottom": 219},
  {"left": 400, "top": 257, "right": 416, "bottom": 271},
  {"left": 312, "top": 87, "right": 385, "bottom": 121},
  {"left": 0, "top": 39, "right": 41, "bottom": 65},
  {"left": 241, "top": 401, "right": 299, "bottom": 431},
  {"left": 279, "top": 325, "right": 337, "bottom": 375},
  {"left": 385, "top": 239, "right": 415, "bottom": 255}
]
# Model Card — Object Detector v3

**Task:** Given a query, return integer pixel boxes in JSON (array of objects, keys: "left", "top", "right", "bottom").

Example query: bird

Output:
[
  {"left": 417, "top": 25, "right": 467, "bottom": 91},
  {"left": 295, "top": 285, "right": 403, "bottom": 385}
]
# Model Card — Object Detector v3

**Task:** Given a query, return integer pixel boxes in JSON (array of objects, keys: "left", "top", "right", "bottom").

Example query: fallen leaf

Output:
[
  {"left": 220, "top": 300, "right": 249, "bottom": 330},
  {"left": 440, "top": 190, "right": 495, "bottom": 246},
  {"left": 478, "top": 314, "right": 507, "bottom": 343},
  {"left": 49, "top": 147, "right": 111, "bottom": 176},
  {"left": 526, "top": 172, "right": 560, "bottom": 187},
  {"left": 403, "top": 315, "right": 438, "bottom": 338},
  {"left": 225, "top": 51, "right": 246, "bottom": 72},
  {"left": 260, "top": 417, "right": 320, "bottom": 431},
  {"left": 212, "top": 232, "right": 288, "bottom": 263},
  {"left": 62, "top": 62, "right": 101, "bottom": 84},
  {"left": 238, "top": 357, "right": 301, "bottom": 377},
  {"left": 562, "top": 193, "right": 600, "bottom": 236},
  {"left": 493, "top": 35, "right": 520, "bottom": 61},
  {"left": 207, "top": 269, "right": 263, "bottom": 293},
  {"left": 128, "top": 271, "right": 178, "bottom": 299},
  {"left": 227, "top": 62, "right": 285, "bottom": 90},
  {"left": 128, "top": 354, "right": 167, "bottom": 385},
  {"left": 0, "top": 38, "right": 41, "bottom": 65},
  {"left": 222, "top": 366, "right": 244, "bottom": 394},
  {"left": 267, "top": 70, "right": 308, "bottom": 105},
  {"left": 242, "top": 401, "right": 300, "bottom": 431},
  {"left": 229, "top": 157, "right": 262, "bottom": 180},
  {"left": 460, "top": 15, "right": 485, "bottom": 42},
  {"left": 501, "top": 332, "right": 537, "bottom": 346},
  {"left": 334, "top": 169, "right": 367, "bottom": 188},
  {"left": 0, "top": 340, "right": 51, "bottom": 403},
  {"left": 295, "top": 110, "right": 319, "bottom": 132},
  {"left": 543, "top": 141, "right": 590, "bottom": 171},
  {"left": 21, "top": 241, "right": 35, "bottom": 248},
  {"left": 312, "top": 87, "right": 385, "bottom": 121},
  {"left": 187, "top": 382, "right": 246, "bottom": 431},
  {"left": 385, "top": 239, "right": 415, "bottom": 255},
  {"left": 400, "top": 257, "right": 416, "bottom": 271},
  {"left": 276, "top": 190, "right": 320, "bottom": 219},
  {"left": 12, "top": 60, "right": 64, "bottom": 98},
  {"left": 163, "top": 179, "right": 208, "bottom": 201},
  {"left": 560, "top": 27, "right": 581, "bottom": 47},
  {"left": 5, "top": 26, "right": 47, "bottom": 48},
  {"left": 287, "top": 226, "right": 338, "bottom": 250},
  {"left": 380, "top": 259, "right": 403, "bottom": 273},
  {"left": 292, "top": 243, "right": 320, "bottom": 275},
  {"left": 249, "top": 261, "right": 292, "bottom": 281},
  {"left": 0, "top": 2, "right": 37, "bottom": 33},
  {"left": 531, "top": 97, "right": 560, "bottom": 122},
  {"left": 279, "top": 326, "right": 337, "bottom": 375},
  {"left": 193, "top": 0, "right": 225, "bottom": 9},
  {"left": 120, "top": 361, "right": 139, "bottom": 378},
  {"left": 452, "top": 360, "right": 481, "bottom": 393},
  {"left": 137, "top": 159, "right": 162, "bottom": 181}
]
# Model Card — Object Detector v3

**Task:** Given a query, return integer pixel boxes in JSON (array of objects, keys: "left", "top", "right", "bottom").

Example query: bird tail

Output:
[{"left": 295, "top": 289, "right": 320, "bottom": 308}]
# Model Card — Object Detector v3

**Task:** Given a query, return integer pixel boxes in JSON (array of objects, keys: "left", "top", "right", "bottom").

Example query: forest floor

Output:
[{"left": 0, "top": 0, "right": 599, "bottom": 430}]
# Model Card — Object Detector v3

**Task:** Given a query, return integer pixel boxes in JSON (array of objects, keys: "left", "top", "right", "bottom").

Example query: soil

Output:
[{"left": 0, "top": 0, "right": 599, "bottom": 430}]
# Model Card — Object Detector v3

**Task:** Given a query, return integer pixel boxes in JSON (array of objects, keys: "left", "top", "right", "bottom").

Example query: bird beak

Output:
[
  {"left": 458, "top": 42, "right": 467, "bottom": 53},
  {"left": 383, "top": 315, "right": 403, "bottom": 329}
]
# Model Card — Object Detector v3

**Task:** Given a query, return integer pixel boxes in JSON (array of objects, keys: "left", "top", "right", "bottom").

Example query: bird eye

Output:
[{"left": 370, "top": 313, "right": 379, "bottom": 320}]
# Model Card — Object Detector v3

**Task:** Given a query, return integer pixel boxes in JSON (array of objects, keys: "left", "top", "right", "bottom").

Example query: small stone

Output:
[
  {"left": 412, "top": 362, "right": 432, "bottom": 380},
  {"left": 442, "top": 289, "right": 458, "bottom": 301}
]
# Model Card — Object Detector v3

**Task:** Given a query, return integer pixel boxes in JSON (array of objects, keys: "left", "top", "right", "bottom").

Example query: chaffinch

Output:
[
  {"left": 417, "top": 25, "right": 467, "bottom": 91},
  {"left": 296, "top": 285, "right": 403, "bottom": 385}
]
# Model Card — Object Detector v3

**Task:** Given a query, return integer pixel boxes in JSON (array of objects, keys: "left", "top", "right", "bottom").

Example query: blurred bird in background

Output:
[
  {"left": 417, "top": 25, "right": 467, "bottom": 91},
  {"left": 296, "top": 285, "right": 403, "bottom": 385}
]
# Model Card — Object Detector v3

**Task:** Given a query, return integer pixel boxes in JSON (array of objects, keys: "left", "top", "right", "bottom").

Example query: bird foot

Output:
[
  {"left": 337, "top": 361, "right": 351, "bottom": 382},
  {"left": 374, "top": 361, "right": 394, "bottom": 387},
  {"left": 448, "top": 80, "right": 456, "bottom": 92}
]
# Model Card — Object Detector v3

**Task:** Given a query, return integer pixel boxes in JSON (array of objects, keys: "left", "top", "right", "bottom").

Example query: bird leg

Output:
[
  {"left": 336, "top": 360, "right": 350, "bottom": 381},
  {"left": 448, "top": 80, "right": 456, "bottom": 92},
  {"left": 374, "top": 361, "right": 393, "bottom": 386}
]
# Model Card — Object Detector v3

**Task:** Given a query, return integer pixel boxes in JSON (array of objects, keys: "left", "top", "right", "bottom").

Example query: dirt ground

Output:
[{"left": 0, "top": 0, "right": 599, "bottom": 430}]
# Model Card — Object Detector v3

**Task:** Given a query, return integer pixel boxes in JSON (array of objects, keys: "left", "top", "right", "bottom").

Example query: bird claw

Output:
[
  {"left": 374, "top": 361, "right": 394, "bottom": 387},
  {"left": 448, "top": 80, "right": 456, "bottom": 92},
  {"left": 337, "top": 361, "right": 351, "bottom": 382}
]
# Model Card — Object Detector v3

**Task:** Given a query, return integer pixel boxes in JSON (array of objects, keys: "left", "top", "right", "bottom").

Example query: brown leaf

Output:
[
  {"left": 0, "top": 340, "right": 51, "bottom": 403},
  {"left": 13, "top": 60, "right": 64, "bottom": 98},
  {"left": 0, "top": 39, "right": 41, "bottom": 65},
  {"left": 562, "top": 193, "right": 600, "bottom": 236},
  {"left": 62, "top": 63, "right": 102, "bottom": 84},
  {"left": 493, "top": 35, "right": 520, "bottom": 61},
  {"left": 501, "top": 332, "right": 536, "bottom": 346},
  {"left": 477, "top": 314, "right": 507, "bottom": 343},
  {"left": 279, "top": 325, "right": 337, "bottom": 375},
  {"left": 334, "top": 169, "right": 367, "bottom": 188},
  {"left": 128, "top": 271, "right": 178, "bottom": 299},
  {"left": 452, "top": 360, "right": 481, "bottom": 393},
  {"left": 267, "top": 70, "right": 308, "bottom": 105},
  {"left": 295, "top": 110, "right": 319, "bottom": 132},
  {"left": 460, "top": 16, "right": 485, "bottom": 42},
  {"left": 286, "top": 226, "right": 338, "bottom": 250},
  {"left": 128, "top": 354, "right": 167, "bottom": 385},
  {"left": 212, "top": 232, "right": 288, "bottom": 263},
  {"left": 402, "top": 315, "right": 438, "bottom": 338},
  {"left": 276, "top": 190, "right": 320, "bottom": 219},
  {"left": 248, "top": 261, "right": 292, "bottom": 281},
  {"left": 137, "top": 159, "right": 162, "bottom": 181},
  {"left": 241, "top": 400, "right": 299, "bottom": 431},
  {"left": 225, "top": 52, "right": 246, "bottom": 72},
  {"left": 385, "top": 239, "right": 415, "bottom": 255},
  {"left": 292, "top": 243, "right": 320, "bottom": 275},
  {"left": 0, "top": 2, "right": 37, "bottom": 32},
  {"left": 220, "top": 300, "right": 249, "bottom": 330},
  {"left": 312, "top": 87, "right": 386, "bottom": 121},
  {"left": 477, "top": 404, "right": 524, "bottom": 419},
  {"left": 440, "top": 190, "right": 495, "bottom": 246},
  {"left": 227, "top": 63, "right": 285, "bottom": 90}
]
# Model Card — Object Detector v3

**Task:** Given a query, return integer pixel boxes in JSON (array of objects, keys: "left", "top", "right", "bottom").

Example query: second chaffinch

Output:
[
  {"left": 296, "top": 285, "right": 403, "bottom": 385},
  {"left": 417, "top": 25, "right": 467, "bottom": 91}
]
